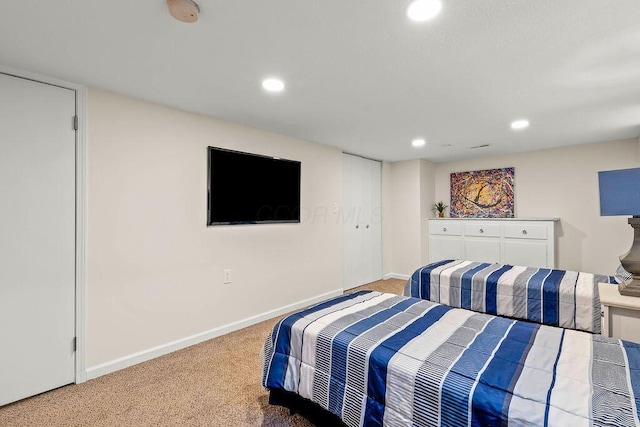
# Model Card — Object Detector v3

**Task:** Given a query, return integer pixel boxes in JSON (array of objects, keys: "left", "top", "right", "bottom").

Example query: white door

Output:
[
  {"left": 503, "top": 240, "right": 548, "bottom": 268},
  {"left": 343, "top": 154, "right": 382, "bottom": 289},
  {"left": 429, "top": 236, "right": 463, "bottom": 262},
  {"left": 343, "top": 154, "right": 361, "bottom": 288},
  {"left": 464, "top": 239, "right": 501, "bottom": 264},
  {"left": 0, "top": 73, "right": 76, "bottom": 405},
  {"left": 361, "top": 157, "right": 382, "bottom": 284}
]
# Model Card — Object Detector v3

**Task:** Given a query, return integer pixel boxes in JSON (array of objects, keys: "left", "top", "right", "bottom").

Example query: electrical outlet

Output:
[{"left": 223, "top": 269, "right": 231, "bottom": 284}]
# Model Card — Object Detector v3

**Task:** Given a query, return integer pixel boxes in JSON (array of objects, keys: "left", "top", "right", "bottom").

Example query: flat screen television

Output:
[{"left": 207, "top": 147, "right": 301, "bottom": 225}]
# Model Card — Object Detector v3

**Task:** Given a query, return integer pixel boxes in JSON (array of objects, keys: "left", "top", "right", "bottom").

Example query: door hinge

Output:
[
  {"left": 73, "top": 115, "right": 78, "bottom": 131},
  {"left": 72, "top": 337, "right": 77, "bottom": 352}
]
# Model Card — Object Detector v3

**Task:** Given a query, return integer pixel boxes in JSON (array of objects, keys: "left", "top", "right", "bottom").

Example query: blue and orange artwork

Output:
[{"left": 450, "top": 167, "right": 514, "bottom": 218}]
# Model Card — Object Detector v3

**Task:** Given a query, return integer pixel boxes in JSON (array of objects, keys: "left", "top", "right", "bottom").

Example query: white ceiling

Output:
[{"left": 1, "top": 1, "right": 639, "bottom": 162}]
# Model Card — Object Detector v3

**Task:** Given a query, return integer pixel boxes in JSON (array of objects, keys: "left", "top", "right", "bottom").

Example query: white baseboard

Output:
[
  {"left": 383, "top": 272, "right": 411, "bottom": 280},
  {"left": 85, "top": 288, "right": 343, "bottom": 380}
]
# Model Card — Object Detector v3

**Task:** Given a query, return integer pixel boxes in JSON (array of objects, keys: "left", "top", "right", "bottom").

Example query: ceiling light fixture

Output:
[
  {"left": 412, "top": 138, "right": 427, "bottom": 147},
  {"left": 511, "top": 119, "right": 530, "bottom": 130},
  {"left": 407, "top": 0, "right": 442, "bottom": 22},
  {"left": 167, "top": 0, "right": 200, "bottom": 23},
  {"left": 262, "top": 78, "right": 285, "bottom": 93}
]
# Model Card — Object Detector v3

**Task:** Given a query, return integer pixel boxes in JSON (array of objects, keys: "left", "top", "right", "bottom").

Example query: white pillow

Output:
[{"left": 615, "top": 263, "right": 633, "bottom": 283}]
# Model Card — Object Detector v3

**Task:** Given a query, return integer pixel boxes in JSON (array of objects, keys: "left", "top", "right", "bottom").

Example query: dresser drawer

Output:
[
  {"left": 464, "top": 222, "right": 501, "bottom": 237},
  {"left": 504, "top": 223, "right": 547, "bottom": 240},
  {"left": 429, "top": 222, "right": 461, "bottom": 236}
]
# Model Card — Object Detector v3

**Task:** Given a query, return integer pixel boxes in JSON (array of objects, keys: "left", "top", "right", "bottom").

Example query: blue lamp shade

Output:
[{"left": 598, "top": 167, "right": 640, "bottom": 216}]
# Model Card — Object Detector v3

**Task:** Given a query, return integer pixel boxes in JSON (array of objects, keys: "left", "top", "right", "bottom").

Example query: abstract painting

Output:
[{"left": 450, "top": 167, "right": 514, "bottom": 218}]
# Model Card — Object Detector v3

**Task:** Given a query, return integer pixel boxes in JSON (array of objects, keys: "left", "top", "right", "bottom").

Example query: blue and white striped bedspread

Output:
[
  {"left": 261, "top": 291, "right": 640, "bottom": 427},
  {"left": 403, "top": 260, "right": 612, "bottom": 334}
]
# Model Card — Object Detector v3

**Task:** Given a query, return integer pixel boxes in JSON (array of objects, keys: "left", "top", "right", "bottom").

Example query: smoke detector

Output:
[{"left": 167, "top": 0, "right": 200, "bottom": 23}]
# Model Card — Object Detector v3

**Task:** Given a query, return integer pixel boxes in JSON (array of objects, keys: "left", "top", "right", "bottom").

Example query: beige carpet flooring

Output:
[{"left": 0, "top": 279, "right": 406, "bottom": 427}]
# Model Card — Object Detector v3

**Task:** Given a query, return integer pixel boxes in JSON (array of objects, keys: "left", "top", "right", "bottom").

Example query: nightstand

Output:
[{"left": 599, "top": 282, "right": 640, "bottom": 343}]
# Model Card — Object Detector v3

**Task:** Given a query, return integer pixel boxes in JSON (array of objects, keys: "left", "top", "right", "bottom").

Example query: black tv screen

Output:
[{"left": 207, "top": 147, "right": 301, "bottom": 225}]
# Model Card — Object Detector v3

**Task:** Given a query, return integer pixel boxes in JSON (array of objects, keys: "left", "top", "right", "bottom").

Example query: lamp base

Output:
[
  {"left": 618, "top": 217, "right": 640, "bottom": 297},
  {"left": 619, "top": 278, "right": 640, "bottom": 297}
]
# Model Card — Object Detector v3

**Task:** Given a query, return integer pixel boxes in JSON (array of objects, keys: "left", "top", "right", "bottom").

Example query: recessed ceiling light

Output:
[
  {"left": 167, "top": 0, "right": 200, "bottom": 24},
  {"left": 262, "top": 78, "right": 285, "bottom": 93},
  {"left": 412, "top": 138, "right": 427, "bottom": 147},
  {"left": 511, "top": 119, "right": 530, "bottom": 130},
  {"left": 406, "top": 0, "right": 442, "bottom": 22}
]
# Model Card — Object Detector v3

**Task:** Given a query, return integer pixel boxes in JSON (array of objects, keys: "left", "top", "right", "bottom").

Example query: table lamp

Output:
[{"left": 599, "top": 167, "right": 640, "bottom": 296}]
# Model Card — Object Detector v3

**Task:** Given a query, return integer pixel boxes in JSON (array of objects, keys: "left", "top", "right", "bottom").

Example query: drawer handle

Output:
[
  {"left": 522, "top": 229, "right": 528, "bottom": 235},
  {"left": 366, "top": 224, "right": 369, "bottom": 229},
  {"left": 356, "top": 225, "right": 359, "bottom": 229},
  {"left": 443, "top": 227, "right": 447, "bottom": 232},
  {"left": 479, "top": 228, "right": 484, "bottom": 233}
]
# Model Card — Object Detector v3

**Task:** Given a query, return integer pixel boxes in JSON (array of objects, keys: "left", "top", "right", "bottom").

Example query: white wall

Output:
[
  {"left": 385, "top": 160, "right": 421, "bottom": 276},
  {"left": 381, "top": 161, "right": 394, "bottom": 276},
  {"left": 87, "top": 89, "right": 342, "bottom": 369},
  {"left": 382, "top": 159, "right": 436, "bottom": 277},
  {"left": 433, "top": 138, "right": 640, "bottom": 274},
  {"left": 419, "top": 160, "right": 436, "bottom": 265}
]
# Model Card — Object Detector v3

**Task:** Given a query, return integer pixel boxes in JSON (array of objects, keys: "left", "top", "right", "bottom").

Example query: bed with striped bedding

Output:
[
  {"left": 403, "top": 259, "right": 615, "bottom": 334},
  {"left": 261, "top": 290, "right": 640, "bottom": 427}
]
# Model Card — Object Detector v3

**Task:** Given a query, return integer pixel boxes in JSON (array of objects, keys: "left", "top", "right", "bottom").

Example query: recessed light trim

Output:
[
  {"left": 407, "top": 0, "right": 442, "bottom": 22},
  {"left": 511, "top": 119, "right": 530, "bottom": 130},
  {"left": 412, "top": 138, "right": 427, "bottom": 147},
  {"left": 262, "top": 78, "right": 285, "bottom": 93},
  {"left": 167, "top": 0, "right": 200, "bottom": 23}
]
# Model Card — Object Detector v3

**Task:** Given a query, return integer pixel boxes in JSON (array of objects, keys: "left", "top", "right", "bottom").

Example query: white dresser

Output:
[{"left": 428, "top": 218, "right": 558, "bottom": 268}]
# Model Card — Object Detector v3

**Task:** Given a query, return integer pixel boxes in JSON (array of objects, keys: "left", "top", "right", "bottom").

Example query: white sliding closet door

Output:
[
  {"left": 0, "top": 73, "right": 76, "bottom": 405},
  {"left": 343, "top": 154, "right": 382, "bottom": 289}
]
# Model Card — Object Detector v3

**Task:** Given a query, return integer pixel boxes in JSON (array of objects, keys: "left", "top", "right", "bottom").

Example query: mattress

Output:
[
  {"left": 261, "top": 290, "right": 640, "bottom": 426},
  {"left": 403, "top": 259, "right": 612, "bottom": 333}
]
